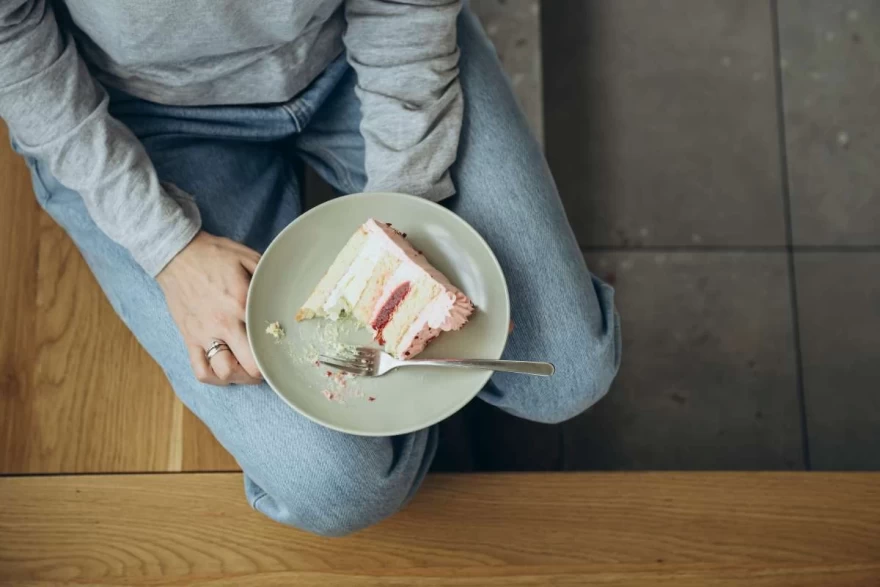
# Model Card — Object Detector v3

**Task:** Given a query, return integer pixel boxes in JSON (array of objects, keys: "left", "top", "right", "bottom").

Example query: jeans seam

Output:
[
  {"left": 316, "top": 145, "right": 358, "bottom": 194},
  {"left": 251, "top": 489, "right": 269, "bottom": 511},
  {"left": 280, "top": 103, "right": 304, "bottom": 133},
  {"left": 27, "top": 158, "right": 56, "bottom": 205}
]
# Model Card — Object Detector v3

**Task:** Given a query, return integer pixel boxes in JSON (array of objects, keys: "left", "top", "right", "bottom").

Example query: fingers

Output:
[
  {"left": 227, "top": 322, "right": 262, "bottom": 381},
  {"left": 230, "top": 268, "right": 251, "bottom": 322},
  {"left": 188, "top": 344, "right": 224, "bottom": 386},
  {"left": 208, "top": 345, "right": 258, "bottom": 385},
  {"left": 171, "top": 233, "right": 262, "bottom": 387},
  {"left": 190, "top": 338, "right": 260, "bottom": 386},
  {"left": 227, "top": 240, "right": 260, "bottom": 275},
  {"left": 239, "top": 254, "right": 259, "bottom": 275},
  {"left": 228, "top": 252, "right": 259, "bottom": 321},
  {"left": 206, "top": 346, "right": 238, "bottom": 382}
]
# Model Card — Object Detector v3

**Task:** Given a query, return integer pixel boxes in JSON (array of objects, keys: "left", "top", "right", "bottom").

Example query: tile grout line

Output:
[{"left": 770, "top": 0, "right": 811, "bottom": 471}]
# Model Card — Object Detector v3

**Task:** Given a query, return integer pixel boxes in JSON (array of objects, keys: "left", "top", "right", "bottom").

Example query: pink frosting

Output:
[
  {"left": 442, "top": 291, "right": 474, "bottom": 330},
  {"left": 396, "top": 289, "right": 474, "bottom": 358},
  {"left": 363, "top": 219, "right": 474, "bottom": 358},
  {"left": 398, "top": 323, "right": 439, "bottom": 358},
  {"left": 363, "top": 219, "right": 466, "bottom": 295}
]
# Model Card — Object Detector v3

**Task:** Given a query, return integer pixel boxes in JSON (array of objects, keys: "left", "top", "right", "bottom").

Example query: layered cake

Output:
[{"left": 296, "top": 219, "right": 473, "bottom": 359}]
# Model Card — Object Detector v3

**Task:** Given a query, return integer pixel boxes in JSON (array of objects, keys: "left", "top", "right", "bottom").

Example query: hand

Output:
[{"left": 157, "top": 231, "right": 262, "bottom": 386}]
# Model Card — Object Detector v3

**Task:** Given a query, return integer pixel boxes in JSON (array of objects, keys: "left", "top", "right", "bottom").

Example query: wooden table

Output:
[{"left": 1, "top": 472, "right": 878, "bottom": 585}]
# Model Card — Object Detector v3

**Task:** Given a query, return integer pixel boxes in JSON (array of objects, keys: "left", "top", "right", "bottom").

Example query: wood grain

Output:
[
  {"left": 0, "top": 128, "right": 236, "bottom": 474},
  {"left": 0, "top": 473, "right": 878, "bottom": 585},
  {"left": 181, "top": 408, "right": 240, "bottom": 471},
  {"left": 6, "top": 567, "right": 880, "bottom": 587},
  {"left": 28, "top": 211, "right": 177, "bottom": 472},
  {"left": 0, "top": 123, "right": 41, "bottom": 472}
]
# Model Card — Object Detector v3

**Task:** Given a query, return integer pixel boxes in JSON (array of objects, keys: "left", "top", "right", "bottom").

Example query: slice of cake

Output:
[{"left": 296, "top": 219, "right": 474, "bottom": 359}]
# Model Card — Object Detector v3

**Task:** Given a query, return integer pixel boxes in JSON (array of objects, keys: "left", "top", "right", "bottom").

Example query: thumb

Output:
[
  {"left": 224, "top": 238, "right": 261, "bottom": 274},
  {"left": 238, "top": 248, "right": 261, "bottom": 275},
  {"left": 240, "top": 256, "right": 258, "bottom": 275}
]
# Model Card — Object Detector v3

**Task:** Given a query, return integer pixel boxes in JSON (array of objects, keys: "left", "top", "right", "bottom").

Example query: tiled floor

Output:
[{"left": 543, "top": 0, "right": 880, "bottom": 470}]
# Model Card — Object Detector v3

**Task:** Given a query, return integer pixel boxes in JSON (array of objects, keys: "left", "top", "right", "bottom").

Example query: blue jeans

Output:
[{"left": 24, "top": 10, "right": 620, "bottom": 536}]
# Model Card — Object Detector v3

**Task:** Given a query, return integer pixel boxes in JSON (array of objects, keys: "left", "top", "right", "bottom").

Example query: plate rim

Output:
[{"left": 247, "top": 192, "right": 511, "bottom": 436}]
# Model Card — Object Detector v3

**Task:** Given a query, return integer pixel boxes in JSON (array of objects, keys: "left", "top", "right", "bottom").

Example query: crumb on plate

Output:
[{"left": 265, "top": 321, "right": 285, "bottom": 340}]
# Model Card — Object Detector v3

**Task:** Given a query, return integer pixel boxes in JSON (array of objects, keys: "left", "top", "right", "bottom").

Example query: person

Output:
[{"left": 0, "top": 0, "right": 621, "bottom": 536}]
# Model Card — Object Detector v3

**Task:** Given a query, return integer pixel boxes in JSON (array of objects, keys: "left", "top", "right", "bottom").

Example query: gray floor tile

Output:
[
  {"left": 778, "top": 1, "right": 880, "bottom": 245},
  {"left": 433, "top": 395, "right": 564, "bottom": 472},
  {"left": 564, "top": 252, "right": 804, "bottom": 470},
  {"left": 795, "top": 253, "right": 880, "bottom": 470},
  {"left": 467, "top": 401, "right": 563, "bottom": 471},
  {"left": 432, "top": 407, "right": 479, "bottom": 472},
  {"left": 543, "top": 0, "right": 786, "bottom": 247}
]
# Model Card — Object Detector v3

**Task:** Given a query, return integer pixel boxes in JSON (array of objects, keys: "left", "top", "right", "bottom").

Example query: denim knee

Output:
[
  {"left": 543, "top": 330, "right": 621, "bottom": 424},
  {"left": 247, "top": 432, "right": 433, "bottom": 537},
  {"left": 543, "top": 281, "right": 622, "bottom": 424},
  {"left": 495, "top": 278, "right": 622, "bottom": 425},
  {"left": 250, "top": 463, "right": 408, "bottom": 536}
]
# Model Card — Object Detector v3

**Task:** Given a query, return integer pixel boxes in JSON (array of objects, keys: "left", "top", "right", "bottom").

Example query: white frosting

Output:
[
  {"left": 392, "top": 292, "right": 448, "bottom": 354},
  {"left": 363, "top": 219, "right": 462, "bottom": 293},
  {"left": 424, "top": 291, "right": 457, "bottom": 329},
  {"left": 322, "top": 235, "right": 385, "bottom": 319},
  {"left": 317, "top": 218, "right": 474, "bottom": 358}
]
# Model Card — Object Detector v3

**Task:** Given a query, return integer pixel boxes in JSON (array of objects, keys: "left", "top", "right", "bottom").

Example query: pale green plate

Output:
[{"left": 247, "top": 192, "right": 510, "bottom": 436}]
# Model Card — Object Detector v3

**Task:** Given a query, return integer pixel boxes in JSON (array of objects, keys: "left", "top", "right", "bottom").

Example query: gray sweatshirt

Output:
[{"left": 0, "top": 0, "right": 463, "bottom": 275}]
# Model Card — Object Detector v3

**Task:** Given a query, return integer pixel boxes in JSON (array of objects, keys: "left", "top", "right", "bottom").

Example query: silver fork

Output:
[{"left": 319, "top": 346, "right": 555, "bottom": 377}]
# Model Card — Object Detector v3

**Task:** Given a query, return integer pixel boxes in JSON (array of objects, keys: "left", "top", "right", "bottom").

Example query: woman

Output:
[{"left": 0, "top": 0, "right": 620, "bottom": 536}]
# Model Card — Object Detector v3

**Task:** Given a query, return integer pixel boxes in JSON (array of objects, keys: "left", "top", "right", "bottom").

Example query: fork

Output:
[{"left": 319, "top": 346, "right": 555, "bottom": 377}]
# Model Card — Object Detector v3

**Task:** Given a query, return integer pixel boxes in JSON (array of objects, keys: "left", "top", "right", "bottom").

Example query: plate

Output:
[{"left": 247, "top": 192, "right": 510, "bottom": 436}]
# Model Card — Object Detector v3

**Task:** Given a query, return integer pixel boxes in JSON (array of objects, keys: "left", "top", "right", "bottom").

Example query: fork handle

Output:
[{"left": 402, "top": 358, "right": 555, "bottom": 376}]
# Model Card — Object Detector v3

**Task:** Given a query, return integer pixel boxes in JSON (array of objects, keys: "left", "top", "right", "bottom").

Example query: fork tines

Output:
[{"left": 318, "top": 346, "right": 377, "bottom": 376}]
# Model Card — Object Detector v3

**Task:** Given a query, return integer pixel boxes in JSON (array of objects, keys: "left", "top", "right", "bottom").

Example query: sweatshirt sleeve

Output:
[
  {"left": 343, "top": 0, "right": 463, "bottom": 201},
  {"left": 0, "top": 0, "right": 201, "bottom": 277}
]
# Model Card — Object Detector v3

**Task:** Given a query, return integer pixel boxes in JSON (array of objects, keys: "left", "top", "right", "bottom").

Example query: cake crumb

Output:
[{"left": 265, "top": 321, "right": 285, "bottom": 340}]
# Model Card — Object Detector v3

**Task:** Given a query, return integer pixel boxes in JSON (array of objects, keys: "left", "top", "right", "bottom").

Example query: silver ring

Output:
[{"left": 205, "top": 340, "right": 231, "bottom": 361}]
